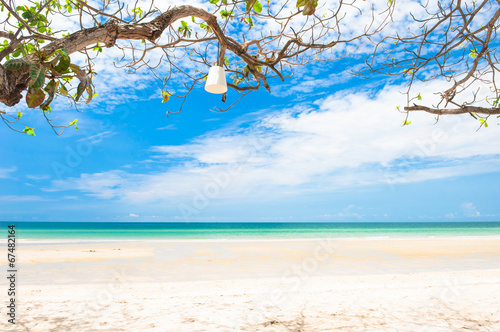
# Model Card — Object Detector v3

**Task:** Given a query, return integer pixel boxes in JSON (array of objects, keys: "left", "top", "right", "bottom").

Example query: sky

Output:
[{"left": 1, "top": 0, "right": 500, "bottom": 222}]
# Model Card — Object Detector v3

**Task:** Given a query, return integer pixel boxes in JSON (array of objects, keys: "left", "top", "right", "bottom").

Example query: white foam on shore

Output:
[{"left": 9, "top": 234, "right": 500, "bottom": 245}]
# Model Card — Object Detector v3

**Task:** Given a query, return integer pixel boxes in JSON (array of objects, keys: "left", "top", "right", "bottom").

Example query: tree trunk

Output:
[{"left": 0, "top": 65, "right": 30, "bottom": 107}]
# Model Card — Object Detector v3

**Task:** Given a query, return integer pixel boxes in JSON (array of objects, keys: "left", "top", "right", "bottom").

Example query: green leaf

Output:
[
  {"left": 132, "top": 6, "right": 144, "bottom": 17},
  {"left": 416, "top": 93, "right": 422, "bottom": 101},
  {"left": 246, "top": 0, "right": 257, "bottom": 12},
  {"left": 246, "top": 16, "right": 254, "bottom": 29},
  {"left": 403, "top": 120, "right": 411, "bottom": 126},
  {"left": 43, "top": 48, "right": 68, "bottom": 63},
  {"left": 74, "top": 69, "right": 89, "bottom": 102},
  {"left": 296, "top": 0, "right": 307, "bottom": 7},
  {"left": 253, "top": 0, "right": 263, "bottom": 13},
  {"left": 478, "top": 118, "right": 488, "bottom": 127},
  {"left": 4, "top": 59, "right": 31, "bottom": 71},
  {"left": 75, "top": 82, "right": 86, "bottom": 101},
  {"left": 69, "top": 119, "right": 78, "bottom": 126},
  {"left": 220, "top": 10, "right": 233, "bottom": 19},
  {"left": 44, "top": 79, "right": 59, "bottom": 93},
  {"left": 22, "top": 11, "right": 33, "bottom": 20},
  {"left": 40, "top": 79, "right": 58, "bottom": 110},
  {"left": 23, "top": 126, "right": 35, "bottom": 136},
  {"left": 181, "top": 20, "right": 188, "bottom": 29},
  {"left": 209, "top": 0, "right": 219, "bottom": 3},
  {"left": 53, "top": 54, "right": 70, "bottom": 73},
  {"left": 200, "top": 23, "right": 213, "bottom": 33},
  {"left": 68, "top": 63, "right": 81, "bottom": 74},
  {"left": 17, "top": 111, "right": 23, "bottom": 118},
  {"left": 12, "top": 48, "right": 21, "bottom": 58},
  {"left": 29, "top": 65, "right": 45, "bottom": 89},
  {"left": 59, "top": 83, "right": 69, "bottom": 96},
  {"left": 93, "top": 43, "right": 103, "bottom": 53},
  {"left": 26, "top": 88, "right": 45, "bottom": 108},
  {"left": 86, "top": 86, "right": 93, "bottom": 104}
]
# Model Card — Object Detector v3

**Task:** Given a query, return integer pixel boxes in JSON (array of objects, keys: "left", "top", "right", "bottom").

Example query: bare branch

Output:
[{"left": 404, "top": 105, "right": 500, "bottom": 115}]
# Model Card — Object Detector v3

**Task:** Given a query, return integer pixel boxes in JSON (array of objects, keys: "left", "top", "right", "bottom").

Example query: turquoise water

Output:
[{"left": 1, "top": 222, "right": 500, "bottom": 240}]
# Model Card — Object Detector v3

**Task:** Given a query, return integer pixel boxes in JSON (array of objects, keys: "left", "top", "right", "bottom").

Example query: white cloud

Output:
[
  {"left": 129, "top": 213, "right": 140, "bottom": 217},
  {"left": 26, "top": 174, "right": 51, "bottom": 181},
  {"left": 0, "top": 167, "right": 16, "bottom": 179},
  {"left": 51, "top": 171, "right": 130, "bottom": 199},
  {"left": 78, "top": 131, "right": 117, "bottom": 143},
  {"left": 460, "top": 202, "right": 481, "bottom": 217},
  {"left": 315, "top": 205, "right": 365, "bottom": 220},
  {"left": 49, "top": 79, "right": 500, "bottom": 205},
  {"left": 0, "top": 195, "right": 46, "bottom": 202},
  {"left": 156, "top": 124, "right": 177, "bottom": 131},
  {"left": 272, "top": 71, "right": 354, "bottom": 98}
]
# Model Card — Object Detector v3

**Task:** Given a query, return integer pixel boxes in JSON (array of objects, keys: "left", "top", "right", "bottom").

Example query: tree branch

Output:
[
  {"left": 0, "top": 5, "right": 238, "bottom": 107},
  {"left": 0, "top": 31, "right": 11, "bottom": 39},
  {"left": 27, "top": 5, "right": 221, "bottom": 57},
  {"left": 404, "top": 105, "right": 500, "bottom": 115},
  {"left": 0, "top": 0, "right": 395, "bottom": 123}
]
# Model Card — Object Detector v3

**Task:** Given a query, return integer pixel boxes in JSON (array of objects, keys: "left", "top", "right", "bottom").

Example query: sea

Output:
[{"left": 1, "top": 221, "right": 500, "bottom": 241}]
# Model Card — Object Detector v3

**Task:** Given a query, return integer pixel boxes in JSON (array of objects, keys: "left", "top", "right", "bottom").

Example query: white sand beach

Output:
[{"left": 2, "top": 237, "right": 500, "bottom": 331}]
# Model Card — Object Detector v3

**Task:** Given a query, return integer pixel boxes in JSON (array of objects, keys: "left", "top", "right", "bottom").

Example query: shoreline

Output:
[
  {"left": 12, "top": 236, "right": 500, "bottom": 274},
  {"left": 10, "top": 233, "right": 500, "bottom": 245}
]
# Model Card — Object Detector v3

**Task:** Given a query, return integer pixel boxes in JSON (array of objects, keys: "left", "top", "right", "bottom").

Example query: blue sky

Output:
[{"left": 1, "top": 1, "right": 500, "bottom": 222}]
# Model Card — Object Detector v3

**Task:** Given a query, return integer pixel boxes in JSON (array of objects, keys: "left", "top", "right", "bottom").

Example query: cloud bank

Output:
[{"left": 50, "top": 80, "right": 500, "bottom": 206}]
